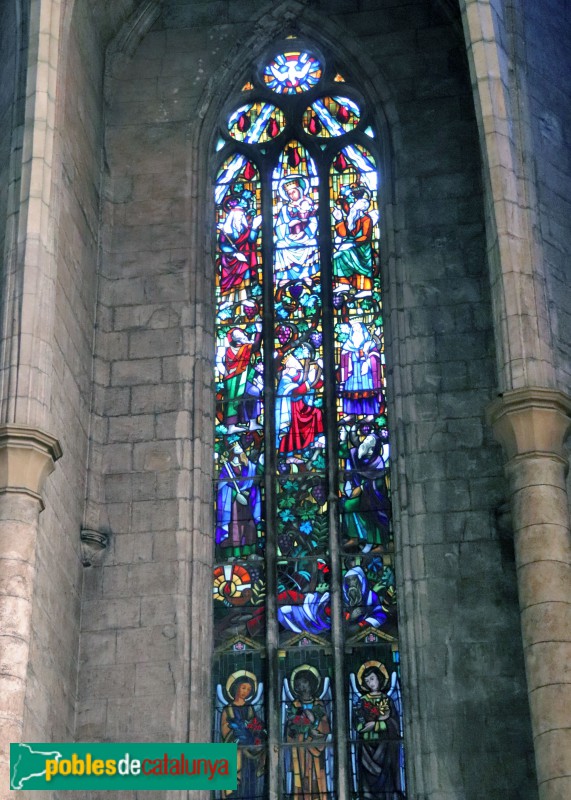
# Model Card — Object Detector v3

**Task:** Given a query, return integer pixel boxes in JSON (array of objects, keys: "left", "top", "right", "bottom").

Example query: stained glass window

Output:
[{"left": 213, "top": 41, "right": 406, "bottom": 800}]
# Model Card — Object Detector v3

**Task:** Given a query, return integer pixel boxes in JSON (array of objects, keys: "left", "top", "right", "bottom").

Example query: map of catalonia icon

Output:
[{"left": 10, "top": 743, "right": 64, "bottom": 790}]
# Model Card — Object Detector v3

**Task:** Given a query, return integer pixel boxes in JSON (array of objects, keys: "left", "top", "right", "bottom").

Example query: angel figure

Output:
[
  {"left": 216, "top": 670, "right": 265, "bottom": 798},
  {"left": 282, "top": 665, "right": 333, "bottom": 800},
  {"left": 349, "top": 660, "right": 405, "bottom": 799}
]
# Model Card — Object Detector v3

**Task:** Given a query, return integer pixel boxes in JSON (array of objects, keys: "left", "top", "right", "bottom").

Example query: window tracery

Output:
[{"left": 212, "top": 40, "right": 406, "bottom": 800}]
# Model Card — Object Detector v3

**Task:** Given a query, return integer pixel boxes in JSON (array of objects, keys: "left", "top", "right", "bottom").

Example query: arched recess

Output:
[
  {"left": 77, "top": 3, "right": 535, "bottom": 798},
  {"left": 190, "top": 6, "right": 417, "bottom": 798}
]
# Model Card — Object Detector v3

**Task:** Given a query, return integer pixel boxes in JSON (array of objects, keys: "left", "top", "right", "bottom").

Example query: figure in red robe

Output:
[
  {"left": 218, "top": 191, "right": 261, "bottom": 307},
  {"left": 276, "top": 352, "right": 324, "bottom": 459}
]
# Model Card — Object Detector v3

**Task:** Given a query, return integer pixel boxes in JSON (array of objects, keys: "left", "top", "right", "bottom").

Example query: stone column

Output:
[
  {"left": 487, "top": 388, "right": 571, "bottom": 800},
  {"left": 0, "top": 424, "right": 61, "bottom": 796}
]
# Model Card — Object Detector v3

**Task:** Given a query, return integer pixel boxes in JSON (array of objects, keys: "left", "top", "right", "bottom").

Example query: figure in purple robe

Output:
[
  {"left": 216, "top": 443, "right": 262, "bottom": 557},
  {"left": 339, "top": 321, "right": 382, "bottom": 419}
]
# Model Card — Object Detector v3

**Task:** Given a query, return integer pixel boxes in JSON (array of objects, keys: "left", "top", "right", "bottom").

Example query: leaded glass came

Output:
[{"left": 213, "top": 41, "right": 406, "bottom": 800}]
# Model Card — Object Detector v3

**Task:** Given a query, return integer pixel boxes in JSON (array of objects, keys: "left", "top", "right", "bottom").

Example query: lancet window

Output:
[{"left": 211, "top": 39, "right": 406, "bottom": 800}]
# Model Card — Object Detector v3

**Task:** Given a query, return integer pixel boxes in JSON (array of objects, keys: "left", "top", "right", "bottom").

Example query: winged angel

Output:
[
  {"left": 216, "top": 670, "right": 265, "bottom": 798},
  {"left": 282, "top": 664, "right": 334, "bottom": 799},
  {"left": 349, "top": 660, "right": 406, "bottom": 799}
]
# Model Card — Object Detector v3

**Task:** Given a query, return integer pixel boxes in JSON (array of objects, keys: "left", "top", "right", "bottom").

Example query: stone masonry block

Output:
[
  {"left": 140, "top": 595, "right": 178, "bottom": 627},
  {"left": 161, "top": 354, "right": 194, "bottom": 383},
  {"left": 105, "top": 696, "right": 176, "bottom": 741},
  {"left": 129, "top": 329, "right": 183, "bottom": 359},
  {"left": 132, "top": 441, "right": 179, "bottom": 472},
  {"left": 102, "top": 443, "right": 133, "bottom": 472},
  {"left": 111, "top": 359, "right": 161, "bottom": 386},
  {"left": 81, "top": 597, "right": 141, "bottom": 631},
  {"left": 131, "top": 383, "right": 182, "bottom": 414},
  {"left": 116, "top": 625, "right": 177, "bottom": 664},
  {"left": 108, "top": 414, "right": 155, "bottom": 443},
  {"left": 0, "top": 559, "right": 35, "bottom": 598},
  {"left": 131, "top": 499, "right": 179, "bottom": 531},
  {"left": 79, "top": 631, "right": 117, "bottom": 666},
  {"left": 135, "top": 661, "right": 177, "bottom": 696},
  {"left": 110, "top": 532, "right": 153, "bottom": 565},
  {"left": 424, "top": 479, "right": 471, "bottom": 513},
  {"left": 103, "top": 386, "right": 131, "bottom": 416},
  {"left": 75, "top": 700, "right": 108, "bottom": 741},
  {"left": 127, "top": 560, "right": 179, "bottom": 596},
  {"left": 82, "top": 664, "right": 136, "bottom": 698},
  {"left": 101, "top": 565, "right": 130, "bottom": 598}
]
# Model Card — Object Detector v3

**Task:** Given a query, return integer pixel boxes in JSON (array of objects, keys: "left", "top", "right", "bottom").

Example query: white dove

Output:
[{"left": 269, "top": 55, "right": 313, "bottom": 87}]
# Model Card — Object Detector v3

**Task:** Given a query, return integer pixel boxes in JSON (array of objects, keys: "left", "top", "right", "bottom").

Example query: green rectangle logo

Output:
[{"left": 10, "top": 743, "right": 237, "bottom": 790}]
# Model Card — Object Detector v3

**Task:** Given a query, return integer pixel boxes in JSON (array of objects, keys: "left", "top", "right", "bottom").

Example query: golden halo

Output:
[
  {"left": 290, "top": 664, "right": 321, "bottom": 690},
  {"left": 356, "top": 660, "right": 389, "bottom": 692},
  {"left": 226, "top": 669, "right": 258, "bottom": 700}
]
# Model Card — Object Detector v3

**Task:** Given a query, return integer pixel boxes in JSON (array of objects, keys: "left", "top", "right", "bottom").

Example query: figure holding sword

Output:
[{"left": 216, "top": 442, "right": 263, "bottom": 557}]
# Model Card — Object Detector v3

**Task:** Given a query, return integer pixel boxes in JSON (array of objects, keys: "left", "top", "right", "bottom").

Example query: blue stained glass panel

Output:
[
  {"left": 228, "top": 102, "right": 286, "bottom": 144},
  {"left": 342, "top": 556, "right": 398, "bottom": 643},
  {"left": 303, "top": 96, "right": 361, "bottom": 138},
  {"left": 263, "top": 51, "right": 322, "bottom": 94}
]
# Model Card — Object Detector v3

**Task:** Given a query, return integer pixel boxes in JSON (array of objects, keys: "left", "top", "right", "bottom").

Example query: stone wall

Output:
[
  {"left": 75, "top": 8, "right": 201, "bottom": 746},
  {"left": 73, "top": 1, "right": 537, "bottom": 798}
]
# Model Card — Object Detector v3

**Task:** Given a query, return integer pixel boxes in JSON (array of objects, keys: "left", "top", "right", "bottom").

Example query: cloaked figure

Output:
[
  {"left": 339, "top": 321, "right": 383, "bottom": 420},
  {"left": 217, "top": 325, "right": 263, "bottom": 432},
  {"left": 216, "top": 443, "right": 262, "bottom": 558},
  {"left": 216, "top": 671, "right": 265, "bottom": 799},
  {"left": 218, "top": 189, "right": 262, "bottom": 309},
  {"left": 349, "top": 661, "right": 405, "bottom": 800},
  {"left": 275, "top": 349, "right": 324, "bottom": 462},
  {"left": 342, "top": 433, "right": 391, "bottom": 553},
  {"left": 332, "top": 185, "right": 376, "bottom": 294},
  {"left": 283, "top": 665, "right": 333, "bottom": 800},
  {"left": 277, "top": 564, "right": 389, "bottom": 638}
]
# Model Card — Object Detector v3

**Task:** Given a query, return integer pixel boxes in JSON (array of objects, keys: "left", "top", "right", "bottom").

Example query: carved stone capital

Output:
[
  {"left": 486, "top": 387, "right": 571, "bottom": 463},
  {"left": 0, "top": 424, "right": 62, "bottom": 508}
]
